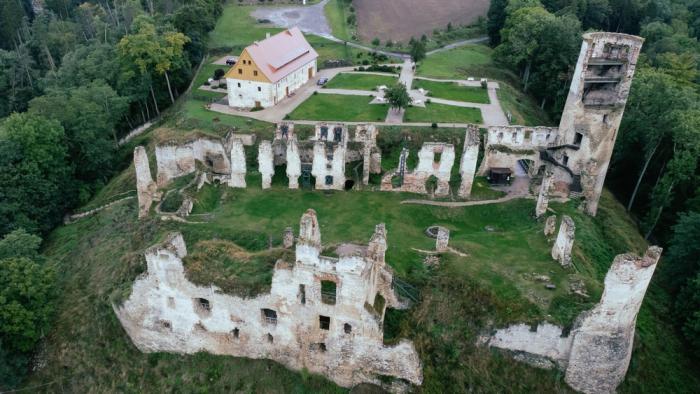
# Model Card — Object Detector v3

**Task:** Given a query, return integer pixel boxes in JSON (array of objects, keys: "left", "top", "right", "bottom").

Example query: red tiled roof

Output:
[{"left": 245, "top": 27, "right": 318, "bottom": 83}]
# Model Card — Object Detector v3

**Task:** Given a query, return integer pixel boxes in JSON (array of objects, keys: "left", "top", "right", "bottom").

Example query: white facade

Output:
[{"left": 226, "top": 59, "right": 317, "bottom": 108}]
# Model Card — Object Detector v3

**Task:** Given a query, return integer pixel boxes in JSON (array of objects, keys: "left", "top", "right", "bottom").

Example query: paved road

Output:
[{"left": 252, "top": 0, "right": 332, "bottom": 36}]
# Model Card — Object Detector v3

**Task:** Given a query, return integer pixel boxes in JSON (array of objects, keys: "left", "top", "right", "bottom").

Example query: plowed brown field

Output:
[{"left": 354, "top": 0, "right": 489, "bottom": 43}]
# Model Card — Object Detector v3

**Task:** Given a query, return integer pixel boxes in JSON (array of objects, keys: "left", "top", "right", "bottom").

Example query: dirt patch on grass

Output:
[{"left": 354, "top": 0, "right": 489, "bottom": 43}]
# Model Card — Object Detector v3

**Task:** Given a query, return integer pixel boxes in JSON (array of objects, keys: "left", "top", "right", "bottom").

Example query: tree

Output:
[
  {"left": 0, "top": 230, "right": 54, "bottom": 354},
  {"left": 0, "top": 228, "right": 41, "bottom": 261},
  {"left": 372, "top": 37, "right": 380, "bottom": 46},
  {"left": 0, "top": 0, "right": 27, "bottom": 50},
  {"left": 487, "top": 0, "right": 509, "bottom": 45},
  {"left": 0, "top": 113, "right": 75, "bottom": 236},
  {"left": 409, "top": 38, "right": 426, "bottom": 63},
  {"left": 29, "top": 82, "right": 128, "bottom": 189},
  {"left": 495, "top": 6, "right": 554, "bottom": 92},
  {"left": 614, "top": 69, "right": 696, "bottom": 212},
  {"left": 385, "top": 83, "right": 411, "bottom": 111},
  {"left": 117, "top": 15, "right": 189, "bottom": 105}
]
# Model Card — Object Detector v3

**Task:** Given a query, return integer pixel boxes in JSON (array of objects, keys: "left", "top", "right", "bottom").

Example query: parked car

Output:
[
  {"left": 225, "top": 57, "right": 236, "bottom": 66},
  {"left": 317, "top": 77, "right": 329, "bottom": 86}
]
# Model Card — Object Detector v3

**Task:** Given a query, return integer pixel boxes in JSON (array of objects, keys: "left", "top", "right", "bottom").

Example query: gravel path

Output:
[{"left": 251, "top": 0, "right": 332, "bottom": 36}]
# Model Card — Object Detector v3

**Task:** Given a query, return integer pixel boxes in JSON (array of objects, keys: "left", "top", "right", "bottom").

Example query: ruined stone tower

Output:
[
  {"left": 550, "top": 33, "right": 644, "bottom": 215},
  {"left": 565, "top": 246, "right": 662, "bottom": 393}
]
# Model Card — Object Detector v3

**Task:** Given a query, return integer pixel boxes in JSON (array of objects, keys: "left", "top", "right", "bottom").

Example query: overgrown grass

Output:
[
  {"left": 324, "top": 0, "right": 353, "bottom": 42},
  {"left": 325, "top": 73, "right": 397, "bottom": 90},
  {"left": 413, "top": 79, "right": 490, "bottom": 103},
  {"left": 417, "top": 45, "right": 494, "bottom": 80},
  {"left": 27, "top": 171, "right": 700, "bottom": 392},
  {"left": 404, "top": 102, "right": 482, "bottom": 124},
  {"left": 288, "top": 94, "right": 388, "bottom": 121},
  {"left": 497, "top": 82, "right": 554, "bottom": 126},
  {"left": 183, "top": 240, "right": 293, "bottom": 297}
]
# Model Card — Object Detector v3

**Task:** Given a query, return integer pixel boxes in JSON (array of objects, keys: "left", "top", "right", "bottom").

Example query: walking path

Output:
[{"left": 401, "top": 176, "right": 531, "bottom": 207}]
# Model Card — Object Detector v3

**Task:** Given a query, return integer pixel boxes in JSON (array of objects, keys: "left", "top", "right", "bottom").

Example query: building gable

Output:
[{"left": 225, "top": 49, "right": 270, "bottom": 83}]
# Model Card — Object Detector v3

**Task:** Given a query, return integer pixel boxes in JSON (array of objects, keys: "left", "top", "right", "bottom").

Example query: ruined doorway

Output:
[{"left": 308, "top": 67, "right": 313, "bottom": 79}]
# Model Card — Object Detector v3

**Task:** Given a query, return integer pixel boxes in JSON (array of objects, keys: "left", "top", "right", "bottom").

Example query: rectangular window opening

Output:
[
  {"left": 262, "top": 308, "right": 277, "bottom": 325},
  {"left": 319, "top": 315, "right": 331, "bottom": 330},
  {"left": 299, "top": 284, "right": 306, "bottom": 304},
  {"left": 574, "top": 133, "right": 583, "bottom": 146},
  {"left": 321, "top": 280, "right": 337, "bottom": 304}
]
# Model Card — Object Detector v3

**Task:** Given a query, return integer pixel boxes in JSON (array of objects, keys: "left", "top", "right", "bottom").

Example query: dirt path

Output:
[{"left": 401, "top": 176, "right": 532, "bottom": 207}]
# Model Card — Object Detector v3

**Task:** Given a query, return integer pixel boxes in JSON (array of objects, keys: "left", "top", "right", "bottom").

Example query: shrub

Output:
[
  {"left": 203, "top": 81, "right": 210, "bottom": 86},
  {"left": 213, "top": 68, "right": 225, "bottom": 80},
  {"left": 251, "top": 105, "right": 264, "bottom": 112},
  {"left": 481, "top": 80, "right": 488, "bottom": 89},
  {"left": 431, "top": 123, "right": 438, "bottom": 128}
]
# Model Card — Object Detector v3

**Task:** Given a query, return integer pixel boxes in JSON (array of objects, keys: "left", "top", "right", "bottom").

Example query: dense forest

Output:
[
  {"left": 488, "top": 0, "right": 700, "bottom": 365},
  {"left": 0, "top": 0, "right": 222, "bottom": 386}
]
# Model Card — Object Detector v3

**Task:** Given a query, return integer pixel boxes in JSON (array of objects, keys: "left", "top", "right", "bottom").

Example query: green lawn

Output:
[
  {"left": 404, "top": 102, "right": 482, "bottom": 123},
  {"left": 413, "top": 79, "right": 490, "bottom": 104},
  {"left": 417, "top": 45, "right": 494, "bottom": 79},
  {"left": 324, "top": 0, "right": 353, "bottom": 42},
  {"left": 497, "top": 82, "right": 554, "bottom": 126},
  {"left": 288, "top": 94, "right": 388, "bottom": 121},
  {"left": 325, "top": 73, "right": 397, "bottom": 90}
]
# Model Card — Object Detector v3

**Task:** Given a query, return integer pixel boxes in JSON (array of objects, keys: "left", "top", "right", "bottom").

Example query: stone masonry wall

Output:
[
  {"left": 552, "top": 215, "right": 575, "bottom": 267},
  {"left": 487, "top": 246, "right": 661, "bottom": 394},
  {"left": 258, "top": 141, "right": 274, "bottom": 189},
  {"left": 115, "top": 210, "right": 423, "bottom": 388},
  {"left": 458, "top": 126, "right": 480, "bottom": 198}
]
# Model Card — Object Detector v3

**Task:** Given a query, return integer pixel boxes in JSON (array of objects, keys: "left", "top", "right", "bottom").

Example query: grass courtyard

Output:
[
  {"left": 324, "top": 72, "right": 397, "bottom": 90},
  {"left": 413, "top": 79, "right": 490, "bottom": 104},
  {"left": 404, "top": 102, "right": 483, "bottom": 123},
  {"left": 287, "top": 93, "right": 388, "bottom": 121}
]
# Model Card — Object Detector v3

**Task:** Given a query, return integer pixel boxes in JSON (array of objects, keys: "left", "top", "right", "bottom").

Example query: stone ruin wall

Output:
[
  {"left": 458, "top": 125, "right": 480, "bottom": 198},
  {"left": 487, "top": 246, "right": 662, "bottom": 394},
  {"left": 477, "top": 125, "right": 560, "bottom": 178},
  {"left": 134, "top": 146, "right": 161, "bottom": 219},
  {"left": 551, "top": 215, "right": 575, "bottom": 267},
  {"left": 115, "top": 210, "right": 423, "bottom": 388},
  {"left": 380, "top": 143, "right": 456, "bottom": 197}
]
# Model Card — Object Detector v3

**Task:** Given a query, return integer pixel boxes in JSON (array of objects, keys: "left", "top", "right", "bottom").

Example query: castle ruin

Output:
[{"left": 115, "top": 210, "right": 422, "bottom": 388}]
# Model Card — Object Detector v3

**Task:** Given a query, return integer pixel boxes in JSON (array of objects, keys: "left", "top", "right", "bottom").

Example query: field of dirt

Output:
[{"left": 354, "top": 0, "right": 489, "bottom": 43}]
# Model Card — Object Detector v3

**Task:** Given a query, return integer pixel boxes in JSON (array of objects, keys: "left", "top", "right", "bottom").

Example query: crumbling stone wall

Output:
[
  {"left": 435, "top": 227, "right": 450, "bottom": 252},
  {"left": 258, "top": 141, "right": 274, "bottom": 189},
  {"left": 552, "top": 215, "right": 575, "bottom": 267},
  {"left": 487, "top": 246, "right": 661, "bottom": 394},
  {"left": 564, "top": 247, "right": 661, "bottom": 393},
  {"left": 155, "top": 138, "right": 231, "bottom": 187},
  {"left": 544, "top": 215, "right": 557, "bottom": 237},
  {"left": 353, "top": 125, "right": 381, "bottom": 185},
  {"left": 458, "top": 126, "right": 480, "bottom": 198},
  {"left": 115, "top": 210, "right": 423, "bottom": 388},
  {"left": 311, "top": 142, "right": 347, "bottom": 190},
  {"left": 229, "top": 138, "right": 247, "bottom": 188},
  {"left": 286, "top": 138, "right": 301, "bottom": 189},
  {"left": 381, "top": 143, "right": 455, "bottom": 196},
  {"left": 535, "top": 170, "right": 553, "bottom": 218},
  {"left": 134, "top": 146, "right": 161, "bottom": 218},
  {"left": 477, "top": 126, "right": 558, "bottom": 177}
]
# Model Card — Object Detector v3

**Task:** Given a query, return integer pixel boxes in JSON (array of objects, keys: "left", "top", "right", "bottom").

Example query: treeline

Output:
[
  {"left": 0, "top": 0, "right": 223, "bottom": 388},
  {"left": 488, "top": 0, "right": 700, "bottom": 356},
  {"left": 0, "top": 0, "right": 222, "bottom": 236}
]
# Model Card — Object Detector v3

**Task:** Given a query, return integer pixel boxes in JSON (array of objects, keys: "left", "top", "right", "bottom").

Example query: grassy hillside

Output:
[{"left": 23, "top": 118, "right": 700, "bottom": 392}]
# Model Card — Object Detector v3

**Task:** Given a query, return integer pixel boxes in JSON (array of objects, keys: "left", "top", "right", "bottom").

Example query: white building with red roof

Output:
[{"left": 225, "top": 27, "right": 318, "bottom": 109}]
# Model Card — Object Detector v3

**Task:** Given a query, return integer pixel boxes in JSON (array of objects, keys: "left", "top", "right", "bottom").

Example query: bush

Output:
[
  {"left": 431, "top": 122, "right": 438, "bottom": 128},
  {"left": 213, "top": 68, "right": 225, "bottom": 80},
  {"left": 481, "top": 79, "right": 488, "bottom": 89},
  {"left": 203, "top": 81, "right": 210, "bottom": 86},
  {"left": 251, "top": 105, "right": 264, "bottom": 112}
]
